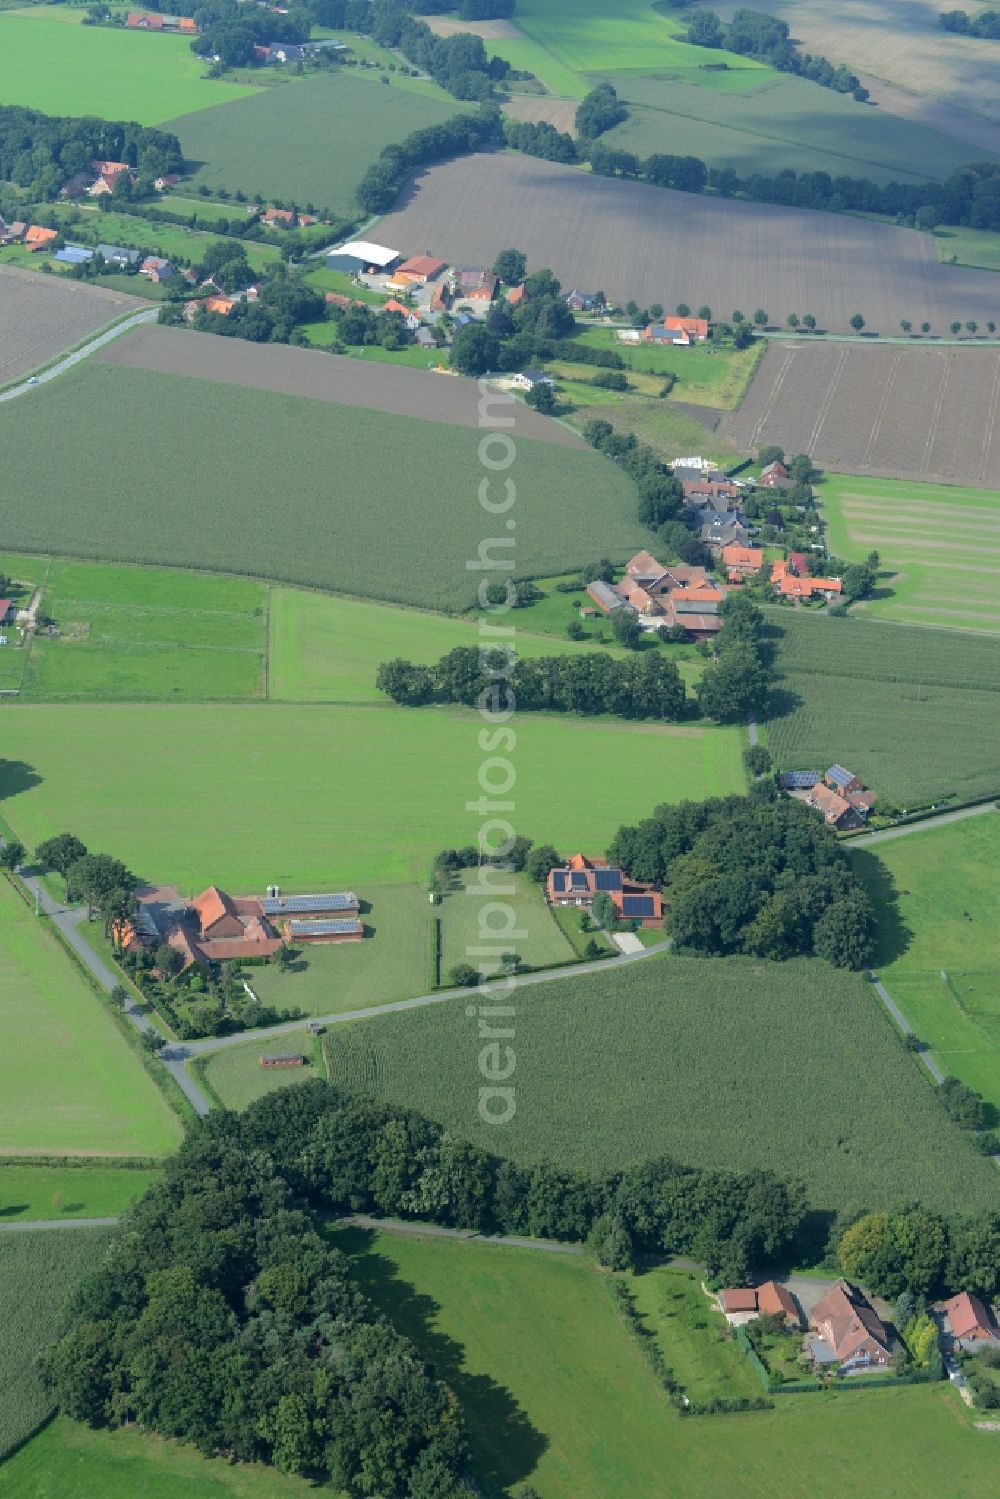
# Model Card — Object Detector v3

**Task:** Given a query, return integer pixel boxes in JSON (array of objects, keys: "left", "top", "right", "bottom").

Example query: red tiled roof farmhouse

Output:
[{"left": 944, "top": 1292, "right": 997, "bottom": 1342}]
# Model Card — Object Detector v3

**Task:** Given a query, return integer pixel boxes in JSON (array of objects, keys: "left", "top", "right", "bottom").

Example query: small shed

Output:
[{"left": 259, "top": 1053, "right": 305, "bottom": 1068}]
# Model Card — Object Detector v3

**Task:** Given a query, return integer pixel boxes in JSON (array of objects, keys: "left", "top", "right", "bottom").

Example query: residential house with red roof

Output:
[
  {"left": 944, "top": 1293, "right": 1000, "bottom": 1350},
  {"left": 806, "top": 782, "right": 865, "bottom": 833},
  {"left": 24, "top": 225, "right": 58, "bottom": 250},
  {"left": 393, "top": 255, "right": 445, "bottom": 284},
  {"left": 808, "top": 1280, "right": 892, "bottom": 1372},
  {"left": 643, "top": 315, "right": 709, "bottom": 345},
  {"left": 718, "top": 1281, "right": 801, "bottom": 1327},
  {"left": 722, "top": 544, "right": 764, "bottom": 580},
  {"left": 546, "top": 854, "right": 664, "bottom": 927}
]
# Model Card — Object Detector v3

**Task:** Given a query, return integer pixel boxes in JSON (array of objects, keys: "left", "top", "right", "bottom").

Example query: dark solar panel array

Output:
[
  {"left": 286, "top": 918, "right": 361, "bottom": 936},
  {"left": 570, "top": 871, "right": 589, "bottom": 888},
  {"left": 593, "top": 869, "right": 623, "bottom": 891},
  {"left": 262, "top": 892, "right": 357, "bottom": 915},
  {"left": 552, "top": 871, "right": 568, "bottom": 892},
  {"left": 621, "top": 895, "right": 656, "bottom": 917}
]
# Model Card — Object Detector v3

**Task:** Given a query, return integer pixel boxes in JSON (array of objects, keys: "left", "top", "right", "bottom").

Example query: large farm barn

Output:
[
  {"left": 0, "top": 265, "right": 145, "bottom": 385},
  {"left": 375, "top": 153, "right": 1000, "bottom": 335},
  {"left": 725, "top": 342, "right": 1000, "bottom": 489}
]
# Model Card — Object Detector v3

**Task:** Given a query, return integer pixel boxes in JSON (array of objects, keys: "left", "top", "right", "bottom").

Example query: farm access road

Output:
[{"left": 0, "top": 306, "right": 157, "bottom": 403}]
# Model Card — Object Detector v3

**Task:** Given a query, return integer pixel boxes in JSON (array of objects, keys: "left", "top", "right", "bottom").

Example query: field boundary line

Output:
[
  {"left": 921, "top": 354, "right": 951, "bottom": 477},
  {"left": 750, "top": 345, "right": 795, "bottom": 447},
  {"left": 0, "top": 307, "right": 156, "bottom": 401},
  {"left": 262, "top": 583, "right": 271, "bottom": 701},
  {"left": 806, "top": 345, "right": 846, "bottom": 455},
  {"left": 862, "top": 349, "right": 900, "bottom": 468}
]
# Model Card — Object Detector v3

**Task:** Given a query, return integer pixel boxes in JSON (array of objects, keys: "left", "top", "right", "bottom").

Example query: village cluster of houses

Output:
[
  {"left": 717, "top": 1278, "right": 1000, "bottom": 1377},
  {"left": 587, "top": 550, "right": 727, "bottom": 640},
  {"left": 546, "top": 853, "right": 664, "bottom": 927},
  {"left": 125, "top": 12, "right": 197, "bottom": 33},
  {"left": 617, "top": 313, "right": 710, "bottom": 347},
  {"left": 779, "top": 766, "right": 877, "bottom": 831},
  {"left": 117, "top": 883, "right": 363, "bottom": 972}
]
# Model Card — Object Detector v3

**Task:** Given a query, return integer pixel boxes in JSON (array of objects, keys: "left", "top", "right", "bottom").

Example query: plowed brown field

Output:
[{"left": 0, "top": 264, "right": 145, "bottom": 386}]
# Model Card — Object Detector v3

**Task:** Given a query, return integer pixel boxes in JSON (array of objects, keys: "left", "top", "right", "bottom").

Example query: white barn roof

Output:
[{"left": 336, "top": 240, "right": 399, "bottom": 266}]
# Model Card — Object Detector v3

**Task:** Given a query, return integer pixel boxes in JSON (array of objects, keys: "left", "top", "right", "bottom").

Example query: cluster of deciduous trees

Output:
[
  {"left": 448, "top": 263, "right": 581, "bottom": 374},
  {"left": 41, "top": 1106, "right": 471, "bottom": 1495},
  {"left": 356, "top": 105, "right": 501, "bottom": 212},
  {"left": 163, "top": 260, "right": 325, "bottom": 344},
  {"left": 376, "top": 644, "right": 689, "bottom": 720},
  {"left": 500, "top": 113, "right": 1000, "bottom": 232},
  {"left": 839, "top": 1207, "right": 1000, "bottom": 1299},
  {"left": 190, "top": 0, "right": 311, "bottom": 69},
  {"left": 608, "top": 788, "right": 877, "bottom": 966},
  {"left": 939, "top": 8, "right": 1000, "bottom": 38},
  {"left": 686, "top": 9, "right": 868, "bottom": 99},
  {"left": 580, "top": 420, "right": 685, "bottom": 530},
  {"left": 575, "top": 83, "right": 628, "bottom": 139},
  {"left": 694, "top": 593, "right": 772, "bottom": 724},
  {"left": 35, "top": 833, "right": 139, "bottom": 938},
  {"left": 0, "top": 105, "right": 181, "bottom": 201}
]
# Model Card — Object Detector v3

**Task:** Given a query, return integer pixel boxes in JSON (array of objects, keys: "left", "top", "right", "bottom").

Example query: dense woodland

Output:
[
  {"left": 42, "top": 1083, "right": 1000, "bottom": 1489},
  {"left": 0, "top": 106, "right": 181, "bottom": 200},
  {"left": 609, "top": 789, "right": 876, "bottom": 967},
  {"left": 683, "top": 8, "right": 868, "bottom": 99}
]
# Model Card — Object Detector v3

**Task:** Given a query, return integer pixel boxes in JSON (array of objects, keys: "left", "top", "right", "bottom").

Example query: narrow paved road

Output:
[
  {"left": 856, "top": 800, "right": 997, "bottom": 846},
  {"left": 182, "top": 938, "right": 674, "bottom": 1058},
  {"left": 747, "top": 713, "right": 758, "bottom": 747},
  {"left": 9, "top": 857, "right": 210, "bottom": 1116},
  {"left": 0, "top": 307, "right": 157, "bottom": 403},
  {"left": 338, "top": 1214, "right": 585, "bottom": 1255},
  {"left": 0, "top": 1216, "right": 120, "bottom": 1233}
]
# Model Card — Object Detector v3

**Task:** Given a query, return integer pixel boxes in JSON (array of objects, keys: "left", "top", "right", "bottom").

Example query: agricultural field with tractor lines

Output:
[{"left": 0, "top": 265, "right": 145, "bottom": 387}]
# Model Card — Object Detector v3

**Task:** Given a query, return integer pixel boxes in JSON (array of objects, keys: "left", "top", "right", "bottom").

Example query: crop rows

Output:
[
  {"left": 325, "top": 951, "right": 1000, "bottom": 1218},
  {"left": 0, "top": 1227, "right": 113, "bottom": 1460}
]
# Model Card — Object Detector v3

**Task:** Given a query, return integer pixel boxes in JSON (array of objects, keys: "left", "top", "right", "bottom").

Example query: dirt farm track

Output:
[
  {"left": 376, "top": 153, "right": 1000, "bottom": 335},
  {"left": 0, "top": 265, "right": 146, "bottom": 386},
  {"left": 97, "top": 323, "right": 584, "bottom": 444},
  {"left": 724, "top": 341, "right": 1000, "bottom": 489}
]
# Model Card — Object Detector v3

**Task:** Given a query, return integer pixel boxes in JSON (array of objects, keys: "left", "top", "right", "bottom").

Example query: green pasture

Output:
[
  {"left": 574, "top": 328, "right": 763, "bottom": 408},
  {"left": 198, "top": 1031, "right": 324, "bottom": 1111},
  {"left": 566, "top": 395, "right": 730, "bottom": 466},
  {"left": 0, "top": 1227, "right": 114, "bottom": 1461},
  {"left": 0, "top": 702, "right": 743, "bottom": 889},
  {"left": 0, "top": 1163, "right": 160, "bottom": 1223},
  {"left": 933, "top": 225, "right": 1000, "bottom": 273},
  {"left": 499, "top": 0, "right": 774, "bottom": 96},
  {"left": 857, "top": 814, "right": 1000, "bottom": 1113},
  {"left": 301, "top": 266, "right": 386, "bottom": 304},
  {"left": 818, "top": 473, "right": 1000, "bottom": 632},
  {"left": 628, "top": 1266, "right": 762, "bottom": 1403},
  {"left": 0, "top": 9, "right": 251, "bottom": 122},
  {"left": 325, "top": 951, "right": 1000, "bottom": 1217},
  {"left": 0, "top": 363, "right": 647, "bottom": 611},
  {"left": 167, "top": 70, "right": 464, "bottom": 219},
  {"left": 0, "top": 879, "right": 182, "bottom": 1157},
  {"left": 155, "top": 195, "right": 254, "bottom": 225},
  {"left": 2, "top": 1417, "right": 314, "bottom": 1497},
  {"left": 21, "top": 560, "right": 264, "bottom": 700},
  {"left": 331, "top": 1226, "right": 998, "bottom": 1499},
  {"left": 601, "top": 73, "right": 1000, "bottom": 185},
  {"left": 439, "top": 869, "right": 574, "bottom": 977},
  {"left": 765, "top": 609, "right": 1000, "bottom": 806},
  {"left": 266, "top": 586, "right": 704, "bottom": 702}
]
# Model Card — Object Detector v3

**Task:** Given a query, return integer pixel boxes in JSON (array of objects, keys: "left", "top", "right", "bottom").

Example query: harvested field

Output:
[
  {"left": 374, "top": 153, "right": 1000, "bottom": 334},
  {"left": 421, "top": 14, "right": 522, "bottom": 39},
  {"left": 712, "top": 0, "right": 1000, "bottom": 127},
  {"left": 853, "top": 72, "right": 1000, "bottom": 157},
  {"left": 0, "top": 264, "right": 144, "bottom": 386},
  {"left": 502, "top": 94, "right": 579, "bottom": 135},
  {"left": 97, "top": 324, "right": 583, "bottom": 445},
  {"left": 725, "top": 341, "right": 1000, "bottom": 488}
]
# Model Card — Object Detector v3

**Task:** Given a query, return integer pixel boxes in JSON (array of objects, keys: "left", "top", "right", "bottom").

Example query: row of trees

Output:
[
  {"left": 939, "top": 8, "right": 1000, "bottom": 38},
  {"left": 694, "top": 593, "right": 771, "bottom": 724},
  {"left": 501, "top": 112, "right": 1000, "bottom": 232},
  {"left": 35, "top": 832, "right": 139, "bottom": 937},
  {"left": 356, "top": 104, "right": 501, "bottom": 212},
  {"left": 376, "top": 644, "right": 690, "bottom": 721},
  {"left": 0, "top": 104, "right": 182, "bottom": 202},
  {"left": 608, "top": 787, "right": 877, "bottom": 967},
  {"left": 685, "top": 8, "right": 868, "bottom": 100}
]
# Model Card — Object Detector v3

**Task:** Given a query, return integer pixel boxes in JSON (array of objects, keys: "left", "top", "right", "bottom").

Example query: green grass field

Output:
[
  {"left": 0, "top": 879, "right": 182, "bottom": 1157},
  {"left": 0, "top": 1226, "right": 114, "bottom": 1461},
  {"left": 627, "top": 1266, "right": 762, "bottom": 1402},
  {"left": 0, "top": 702, "right": 743, "bottom": 889},
  {"left": 2, "top": 1417, "right": 314, "bottom": 1497},
  {"left": 494, "top": 0, "right": 774, "bottom": 97},
  {"left": 601, "top": 73, "right": 1000, "bottom": 185},
  {"left": 0, "top": 1163, "right": 160, "bottom": 1222},
  {"left": 197, "top": 1029, "right": 323, "bottom": 1110},
  {"left": 330, "top": 1225, "right": 1000, "bottom": 1498},
  {"left": 0, "top": 9, "right": 251, "bottom": 122},
  {"left": 858, "top": 815, "right": 1000, "bottom": 1113},
  {"left": 575, "top": 328, "right": 763, "bottom": 408},
  {"left": 324, "top": 952, "right": 999, "bottom": 1217},
  {"left": 439, "top": 869, "right": 574, "bottom": 977},
  {"left": 819, "top": 474, "right": 1000, "bottom": 632},
  {"left": 933, "top": 225, "right": 1000, "bottom": 272},
  {"left": 167, "top": 70, "right": 465, "bottom": 219},
  {"left": 0, "top": 363, "right": 647, "bottom": 611},
  {"left": 266, "top": 586, "right": 704, "bottom": 702},
  {"left": 156, "top": 195, "right": 254, "bottom": 225},
  {"left": 765, "top": 609, "right": 1000, "bottom": 806},
  {"left": 20, "top": 560, "right": 264, "bottom": 700}
]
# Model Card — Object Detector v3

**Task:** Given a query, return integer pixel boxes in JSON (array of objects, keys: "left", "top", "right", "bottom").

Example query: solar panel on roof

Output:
[
  {"left": 621, "top": 895, "right": 655, "bottom": 917},
  {"left": 552, "top": 871, "right": 567, "bottom": 892},
  {"left": 593, "top": 869, "right": 623, "bottom": 891},
  {"left": 287, "top": 918, "right": 361, "bottom": 937},
  {"left": 570, "top": 871, "right": 589, "bottom": 888},
  {"left": 262, "top": 892, "right": 357, "bottom": 915}
]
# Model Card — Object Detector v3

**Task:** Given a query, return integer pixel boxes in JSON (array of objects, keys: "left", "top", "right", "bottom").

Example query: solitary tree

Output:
[
  {"left": 966, "top": 320, "right": 978, "bottom": 336},
  {"left": 753, "top": 308, "right": 768, "bottom": 327},
  {"left": 0, "top": 839, "right": 25, "bottom": 871},
  {"left": 675, "top": 302, "right": 690, "bottom": 317},
  {"left": 951, "top": 321, "right": 962, "bottom": 336},
  {"left": 591, "top": 891, "right": 616, "bottom": 929},
  {"left": 802, "top": 313, "right": 816, "bottom": 331},
  {"left": 525, "top": 381, "right": 556, "bottom": 414},
  {"left": 526, "top": 844, "right": 560, "bottom": 883},
  {"left": 900, "top": 319, "right": 912, "bottom": 334},
  {"left": 492, "top": 248, "right": 527, "bottom": 284},
  {"left": 850, "top": 313, "right": 865, "bottom": 332},
  {"left": 731, "top": 309, "right": 744, "bottom": 325},
  {"left": 988, "top": 321, "right": 997, "bottom": 334},
  {"left": 786, "top": 313, "right": 799, "bottom": 329},
  {"left": 696, "top": 304, "right": 712, "bottom": 321},
  {"left": 35, "top": 833, "right": 87, "bottom": 888},
  {"left": 611, "top": 609, "right": 642, "bottom": 649},
  {"left": 921, "top": 322, "right": 931, "bottom": 334}
]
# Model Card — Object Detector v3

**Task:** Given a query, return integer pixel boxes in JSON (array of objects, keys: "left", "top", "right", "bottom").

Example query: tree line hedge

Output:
[{"left": 0, "top": 105, "right": 181, "bottom": 202}]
